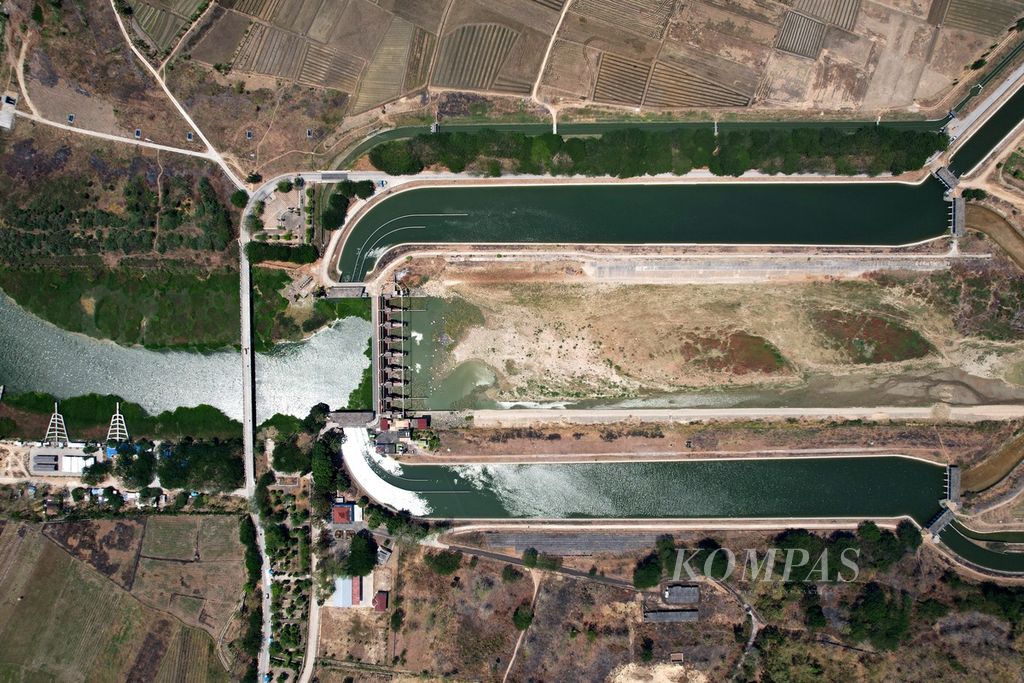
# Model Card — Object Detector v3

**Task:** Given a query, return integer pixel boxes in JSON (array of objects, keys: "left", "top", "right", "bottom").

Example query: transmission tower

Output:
[
  {"left": 44, "top": 403, "right": 69, "bottom": 447},
  {"left": 106, "top": 402, "right": 129, "bottom": 444}
]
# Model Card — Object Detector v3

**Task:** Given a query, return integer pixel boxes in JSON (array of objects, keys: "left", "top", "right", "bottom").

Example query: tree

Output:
[
  {"left": 369, "top": 141, "right": 424, "bottom": 175},
  {"left": 512, "top": 604, "right": 534, "bottom": 630},
  {"left": 502, "top": 564, "right": 524, "bottom": 583},
  {"left": 0, "top": 416, "right": 15, "bottom": 439},
  {"left": 633, "top": 553, "right": 663, "bottom": 589},
  {"left": 276, "top": 179, "right": 294, "bottom": 194},
  {"left": 522, "top": 547, "right": 538, "bottom": 568},
  {"left": 896, "top": 519, "right": 922, "bottom": 552},
  {"left": 156, "top": 438, "right": 244, "bottom": 492},
  {"left": 344, "top": 531, "right": 378, "bottom": 577},
  {"left": 115, "top": 442, "right": 156, "bottom": 489},
  {"left": 230, "top": 189, "right": 249, "bottom": 208},
  {"left": 847, "top": 582, "right": 911, "bottom": 650},
  {"left": 272, "top": 438, "right": 310, "bottom": 473},
  {"left": 424, "top": 550, "right": 462, "bottom": 575},
  {"left": 81, "top": 460, "right": 112, "bottom": 486},
  {"left": 640, "top": 636, "right": 654, "bottom": 661}
]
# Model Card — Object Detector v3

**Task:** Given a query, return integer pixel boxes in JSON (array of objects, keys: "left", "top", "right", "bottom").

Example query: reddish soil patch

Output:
[
  {"left": 677, "top": 329, "right": 787, "bottom": 374},
  {"left": 43, "top": 518, "right": 146, "bottom": 589},
  {"left": 811, "top": 309, "right": 932, "bottom": 363}
]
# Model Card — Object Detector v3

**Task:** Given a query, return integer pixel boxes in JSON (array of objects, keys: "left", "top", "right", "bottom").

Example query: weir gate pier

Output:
[{"left": 373, "top": 284, "right": 419, "bottom": 421}]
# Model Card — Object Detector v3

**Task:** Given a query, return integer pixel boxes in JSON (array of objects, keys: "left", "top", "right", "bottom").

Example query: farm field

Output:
[
  {"left": 121, "top": 0, "right": 1022, "bottom": 176},
  {"left": 0, "top": 523, "right": 230, "bottom": 683},
  {"left": 133, "top": 515, "right": 247, "bottom": 639}
]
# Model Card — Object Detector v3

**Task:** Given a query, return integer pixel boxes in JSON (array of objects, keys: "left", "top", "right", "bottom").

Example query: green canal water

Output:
[
  {"left": 940, "top": 522, "right": 1024, "bottom": 574},
  {"left": 950, "top": 83, "right": 1024, "bottom": 175},
  {"left": 369, "top": 455, "right": 946, "bottom": 522},
  {"left": 338, "top": 181, "right": 949, "bottom": 281}
]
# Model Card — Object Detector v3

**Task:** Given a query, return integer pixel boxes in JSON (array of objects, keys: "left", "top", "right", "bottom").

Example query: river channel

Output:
[{"left": 0, "top": 292, "right": 370, "bottom": 422}]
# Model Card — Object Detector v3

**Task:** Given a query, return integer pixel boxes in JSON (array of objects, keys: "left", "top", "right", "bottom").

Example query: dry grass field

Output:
[
  {"left": 17, "top": 0, "right": 205, "bottom": 150},
  {"left": 132, "top": 515, "right": 247, "bottom": 639},
  {"left": 0, "top": 523, "right": 230, "bottom": 683}
]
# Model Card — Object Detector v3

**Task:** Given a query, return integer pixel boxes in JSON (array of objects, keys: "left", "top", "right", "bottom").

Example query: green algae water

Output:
[
  {"left": 950, "top": 84, "right": 1024, "bottom": 176},
  {"left": 368, "top": 455, "right": 946, "bottom": 522},
  {"left": 337, "top": 181, "right": 949, "bottom": 281}
]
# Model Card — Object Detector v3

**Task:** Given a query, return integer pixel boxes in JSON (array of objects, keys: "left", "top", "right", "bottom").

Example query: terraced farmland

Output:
[
  {"left": 149, "top": 0, "right": 204, "bottom": 15},
  {"left": 220, "top": 0, "right": 282, "bottom": 22},
  {"left": 433, "top": 23, "right": 521, "bottom": 90},
  {"left": 234, "top": 23, "right": 306, "bottom": 81},
  {"left": 268, "top": 0, "right": 323, "bottom": 34},
  {"left": 775, "top": 11, "right": 827, "bottom": 59},
  {"left": 404, "top": 27, "right": 437, "bottom": 91},
  {"left": 301, "top": 43, "right": 364, "bottom": 91},
  {"left": 353, "top": 17, "right": 415, "bottom": 112},
  {"left": 794, "top": 0, "right": 860, "bottom": 30},
  {"left": 130, "top": 1, "right": 188, "bottom": 51},
  {"left": 129, "top": 0, "right": 191, "bottom": 50},
  {"left": 593, "top": 52, "right": 650, "bottom": 105},
  {"left": 943, "top": 0, "right": 1024, "bottom": 35},
  {"left": 645, "top": 61, "right": 751, "bottom": 108},
  {"left": 573, "top": 0, "right": 675, "bottom": 39}
]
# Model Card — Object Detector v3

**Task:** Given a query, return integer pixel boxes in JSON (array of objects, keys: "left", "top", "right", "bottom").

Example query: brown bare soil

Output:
[
  {"left": 966, "top": 203, "right": 1024, "bottom": 271},
  {"left": 391, "top": 546, "right": 534, "bottom": 680},
  {"left": 15, "top": 0, "right": 205, "bottom": 150},
  {"left": 43, "top": 517, "right": 146, "bottom": 589}
]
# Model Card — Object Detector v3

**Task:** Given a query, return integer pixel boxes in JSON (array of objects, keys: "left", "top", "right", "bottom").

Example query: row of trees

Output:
[
  {"left": 369, "top": 126, "right": 948, "bottom": 178},
  {"left": 245, "top": 241, "right": 318, "bottom": 264}
]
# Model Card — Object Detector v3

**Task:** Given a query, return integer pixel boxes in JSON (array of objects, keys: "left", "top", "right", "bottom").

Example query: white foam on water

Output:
[
  {"left": 411, "top": 331, "right": 424, "bottom": 345},
  {"left": 453, "top": 463, "right": 619, "bottom": 518},
  {"left": 342, "top": 427, "right": 430, "bottom": 516},
  {"left": 496, "top": 400, "right": 576, "bottom": 409}
]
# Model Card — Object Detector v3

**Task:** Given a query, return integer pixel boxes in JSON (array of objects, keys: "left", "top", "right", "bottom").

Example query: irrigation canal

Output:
[
  {"left": 360, "top": 449, "right": 948, "bottom": 523},
  {"left": 337, "top": 179, "right": 949, "bottom": 281}
]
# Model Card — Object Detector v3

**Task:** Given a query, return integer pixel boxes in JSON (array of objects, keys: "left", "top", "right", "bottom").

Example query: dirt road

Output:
[{"left": 470, "top": 405, "right": 1024, "bottom": 427}]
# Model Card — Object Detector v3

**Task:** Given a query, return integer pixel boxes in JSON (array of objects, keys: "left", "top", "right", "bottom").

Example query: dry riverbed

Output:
[{"left": 401, "top": 257, "right": 1024, "bottom": 406}]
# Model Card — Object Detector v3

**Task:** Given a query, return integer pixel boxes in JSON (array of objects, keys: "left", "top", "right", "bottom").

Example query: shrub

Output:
[
  {"left": 276, "top": 180, "right": 294, "bottom": 194},
  {"left": 632, "top": 553, "right": 662, "bottom": 589},
  {"left": 424, "top": 549, "right": 462, "bottom": 575},
  {"left": 502, "top": 564, "right": 524, "bottom": 583},
  {"left": 512, "top": 604, "right": 534, "bottom": 630}
]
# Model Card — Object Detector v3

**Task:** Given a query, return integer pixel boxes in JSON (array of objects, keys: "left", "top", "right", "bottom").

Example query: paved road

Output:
[
  {"left": 947, "top": 60, "right": 1024, "bottom": 143},
  {"left": 255, "top": 517, "right": 273, "bottom": 677}
]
